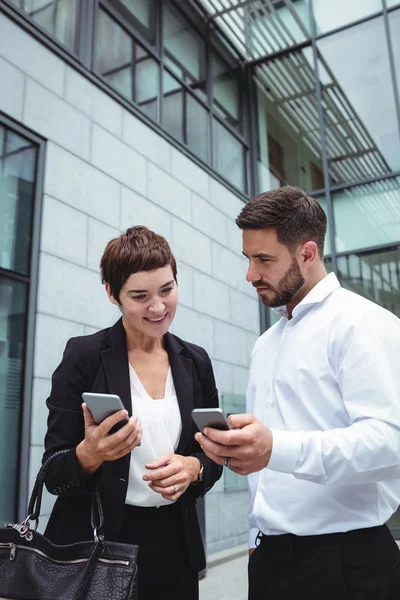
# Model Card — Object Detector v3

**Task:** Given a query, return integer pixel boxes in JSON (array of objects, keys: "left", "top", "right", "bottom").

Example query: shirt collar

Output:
[{"left": 273, "top": 273, "right": 341, "bottom": 319}]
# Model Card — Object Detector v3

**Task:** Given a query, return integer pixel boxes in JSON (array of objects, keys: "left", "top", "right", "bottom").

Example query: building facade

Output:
[{"left": 0, "top": 0, "right": 400, "bottom": 554}]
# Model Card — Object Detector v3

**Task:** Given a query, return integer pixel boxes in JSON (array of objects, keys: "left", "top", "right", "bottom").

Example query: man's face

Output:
[{"left": 242, "top": 228, "right": 305, "bottom": 308}]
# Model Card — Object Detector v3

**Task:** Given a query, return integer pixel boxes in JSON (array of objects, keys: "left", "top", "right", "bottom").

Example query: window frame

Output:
[{"left": 0, "top": 112, "right": 46, "bottom": 522}]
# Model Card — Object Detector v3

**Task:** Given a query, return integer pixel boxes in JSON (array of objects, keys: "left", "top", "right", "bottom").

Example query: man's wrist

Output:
[{"left": 189, "top": 457, "right": 204, "bottom": 484}]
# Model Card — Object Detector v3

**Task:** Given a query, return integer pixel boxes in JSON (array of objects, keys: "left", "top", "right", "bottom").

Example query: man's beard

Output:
[{"left": 254, "top": 257, "right": 305, "bottom": 308}]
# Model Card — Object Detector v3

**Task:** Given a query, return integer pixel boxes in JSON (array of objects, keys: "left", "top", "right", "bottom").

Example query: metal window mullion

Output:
[
  {"left": 206, "top": 19, "right": 213, "bottom": 166},
  {"left": 309, "top": 0, "right": 337, "bottom": 273},
  {"left": 382, "top": 0, "right": 400, "bottom": 151}
]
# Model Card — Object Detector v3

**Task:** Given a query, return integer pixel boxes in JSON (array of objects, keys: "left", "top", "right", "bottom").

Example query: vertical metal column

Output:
[{"left": 309, "top": 0, "right": 338, "bottom": 274}]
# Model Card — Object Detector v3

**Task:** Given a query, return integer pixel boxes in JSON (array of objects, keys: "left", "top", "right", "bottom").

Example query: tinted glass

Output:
[
  {"left": 163, "top": 70, "right": 184, "bottom": 143},
  {"left": 163, "top": 3, "right": 207, "bottom": 102},
  {"left": 0, "top": 127, "right": 36, "bottom": 275},
  {"left": 317, "top": 17, "right": 400, "bottom": 184},
  {"left": 114, "top": 0, "right": 156, "bottom": 44},
  {"left": 312, "top": 0, "right": 382, "bottom": 34},
  {"left": 16, "top": 0, "right": 79, "bottom": 52},
  {"left": 97, "top": 10, "right": 159, "bottom": 119},
  {"left": 212, "top": 52, "right": 241, "bottom": 129},
  {"left": 333, "top": 178, "right": 400, "bottom": 252},
  {"left": 187, "top": 94, "right": 209, "bottom": 163},
  {"left": 0, "top": 276, "right": 28, "bottom": 523},
  {"left": 213, "top": 118, "right": 246, "bottom": 192},
  {"left": 337, "top": 246, "right": 400, "bottom": 318}
]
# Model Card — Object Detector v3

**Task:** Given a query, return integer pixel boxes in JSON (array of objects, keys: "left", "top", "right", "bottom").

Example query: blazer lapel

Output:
[
  {"left": 165, "top": 333, "right": 195, "bottom": 455},
  {"left": 100, "top": 318, "right": 132, "bottom": 414}
]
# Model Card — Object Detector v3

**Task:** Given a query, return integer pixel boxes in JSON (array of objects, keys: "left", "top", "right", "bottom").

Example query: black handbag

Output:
[{"left": 0, "top": 450, "right": 138, "bottom": 600}]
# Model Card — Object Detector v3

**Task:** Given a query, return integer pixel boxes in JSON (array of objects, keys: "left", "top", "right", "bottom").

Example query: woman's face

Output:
[{"left": 107, "top": 265, "right": 178, "bottom": 338}]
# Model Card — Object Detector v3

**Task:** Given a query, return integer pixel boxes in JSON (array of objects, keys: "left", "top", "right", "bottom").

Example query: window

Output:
[
  {"left": 317, "top": 17, "right": 400, "bottom": 184},
  {"left": 312, "top": 0, "right": 382, "bottom": 34},
  {"left": 0, "top": 123, "right": 38, "bottom": 524},
  {"left": 333, "top": 178, "right": 400, "bottom": 253},
  {"left": 211, "top": 51, "right": 241, "bottom": 129},
  {"left": 96, "top": 9, "right": 159, "bottom": 121},
  {"left": 10, "top": 0, "right": 79, "bottom": 52},
  {"left": 213, "top": 118, "right": 246, "bottom": 192},
  {"left": 114, "top": 0, "right": 156, "bottom": 45},
  {"left": 163, "top": 2, "right": 207, "bottom": 102},
  {"left": 337, "top": 246, "right": 400, "bottom": 319}
]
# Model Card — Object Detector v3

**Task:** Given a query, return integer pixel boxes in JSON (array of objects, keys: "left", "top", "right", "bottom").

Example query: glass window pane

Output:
[
  {"left": 113, "top": 0, "right": 156, "bottom": 44},
  {"left": 97, "top": 10, "right": 133, "bottom": 98},
  {"left": 0, "top": 276, "right": 27, "bottom": 523},
  {"left": 23, "top": 0, "right": 78, "bottom": 52},
  {"left": 187, "top": 94, "right": 209, "bottom": 163},
  {"left": 390, "top": 9, "right": 400, "bottom": 91},
  {"left": 337, "top": 246, "right": 400, "bottom": 318},
  {"left": 213, "top": 118, "right": 246, "bottom": 192},
  {"left": 135, "top": 50, "right": 159, "bottom": 122},
  {"left": 97, "top": 10, "right": 159, "bottom": 120},
  {"left": 255, "top": 48, "right": 324, "bottom": 195},
  {"left": 388, "top": 0, "right": 400, "bottom": 6},
  {"left": 0, "top": 126, "right": 36, "bottom": 275},
  {"left": 163, "top": 3, "right": 207, "bottom": 101},
  {"left": 312, "top": 0, "right": 382, "bottom": 34},
  {"left": 212, "top": 52, "right": 241, "bottom": 129},
  {"left": 163, "top": 70, "right": 184, "bottom": 143},
  {"left": 317, "top": 17, "right": 400, "bottom": 184},
  {"left": 333, "top": 178, "right": 400, "bottom": 253}
]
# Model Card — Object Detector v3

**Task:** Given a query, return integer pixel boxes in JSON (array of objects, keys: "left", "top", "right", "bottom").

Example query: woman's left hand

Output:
[{"left": 143, "top": 453, "right": 200, "bottom": 501}]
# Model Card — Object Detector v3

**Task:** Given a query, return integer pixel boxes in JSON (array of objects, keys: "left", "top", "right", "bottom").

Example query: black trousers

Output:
[
  {"left": 119, "top": 502, "right": 198, "bottom": 600},
  {"left": 248, "top": 525, "right": 400, "bottom": 600}
]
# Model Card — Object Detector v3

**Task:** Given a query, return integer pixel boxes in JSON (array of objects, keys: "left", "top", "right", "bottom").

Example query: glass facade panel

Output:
[
  {"left": 211, "top": 52, "right": 241, "bottom": 129},
  {"left": 97, "top": 10, "right": 133, "bottom": 98},
  {"left": 0, "top": 276, "right": 27, "bottom": 524},
  {"left": 213, "top": 119, "right": 246, "bottom": 192},
  {"left": 389, "top": 9, "right": 400, "bottom": 89},
  {"left": 337, "top": 246, "right": 400, "bottom": 318},
  {"left": 317, "top": 17, "right": 400, "bottom": 184},
  {"left": 163, "top": 70, "right": 184, "bottom": 143},
  {"left": 163, "top": 2, "right": 207, "bottom": 102},
  {"left": 97, "top": 10, "right": 159, "bottom": 119},
  {"left": 187, "top": 94, "right": 209, "bottom": 163},
  {"left": 0, "top": 127, "right": 36, "bottom": 275},
  {"left": 312, "top": 0, "right": 382, "bottom": 34},
  {"left": 14, "top": 0, "right": 79, "bottom": 52},
  {"left": 333, "top": 178, "right": 400, "bottom": 253},
  {"left": 255, "top": 49, "right": 324, "bottom": 195},
  {"left": 115, "top": 0, "right": 156, "bottom": 44}
]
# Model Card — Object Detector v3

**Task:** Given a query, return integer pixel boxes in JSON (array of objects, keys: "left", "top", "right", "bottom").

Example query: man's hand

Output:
[{"left": 194, "top": 414, "right": 272, "bottom": 475}]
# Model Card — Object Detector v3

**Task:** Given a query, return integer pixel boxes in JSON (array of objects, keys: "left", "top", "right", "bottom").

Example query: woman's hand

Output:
[
  {"left": 143, "top": 453, "right": 201, "bottom": 501},
  {"left": 76, "top": 403, "right": 142, "bottom": 476}
]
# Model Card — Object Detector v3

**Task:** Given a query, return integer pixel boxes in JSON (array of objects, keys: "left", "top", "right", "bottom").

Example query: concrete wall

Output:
[{"left": 0, "top": 10, "right": 259, "bottom": 553}]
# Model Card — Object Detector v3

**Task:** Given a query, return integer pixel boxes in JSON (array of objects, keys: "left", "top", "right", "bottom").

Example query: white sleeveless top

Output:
[{"left": 125, "top": 364, "right": 182, "bottom": 507}]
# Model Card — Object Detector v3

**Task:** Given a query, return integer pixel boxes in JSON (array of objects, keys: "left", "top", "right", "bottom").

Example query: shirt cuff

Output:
[
  {"left": 268, "top": 429, "right": 301, "bottom": 474},
  {"left": 248, "top": 526, "right": 259, "bottom": 549}
]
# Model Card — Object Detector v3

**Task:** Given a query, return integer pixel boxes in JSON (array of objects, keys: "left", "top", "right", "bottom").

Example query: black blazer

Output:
[{"left": 43, "top": 318, "right": 222, "bottom": 571}]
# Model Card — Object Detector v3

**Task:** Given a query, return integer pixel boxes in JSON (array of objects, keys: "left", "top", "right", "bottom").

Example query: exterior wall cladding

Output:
[{"left": 0, "top": 11, "right": 260, "bottom": 553}]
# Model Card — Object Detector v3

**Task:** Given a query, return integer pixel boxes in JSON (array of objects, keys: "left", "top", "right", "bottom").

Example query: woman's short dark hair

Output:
[
  {"left": 235, "top": 186, "right": 327, "bottom": 258},
  {"left": 100, "top": 226, "right": 177, "bottom": 302}
]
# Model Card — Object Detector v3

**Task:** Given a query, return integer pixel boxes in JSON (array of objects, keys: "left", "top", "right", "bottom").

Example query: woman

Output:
[{"left": 43, "top": 226, "right": 222, "bottom": 600}]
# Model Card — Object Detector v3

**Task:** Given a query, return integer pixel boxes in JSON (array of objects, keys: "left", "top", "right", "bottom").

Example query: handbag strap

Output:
[{"left": 23, "top": 449, "right": 104, "bottom": 540}]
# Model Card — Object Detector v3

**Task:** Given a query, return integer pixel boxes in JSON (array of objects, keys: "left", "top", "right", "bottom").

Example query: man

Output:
[{"left": 195, "top": 187, "right": 400, "bottom": 599}]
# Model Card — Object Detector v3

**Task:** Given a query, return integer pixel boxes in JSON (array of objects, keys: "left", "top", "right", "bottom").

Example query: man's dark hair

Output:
[
  {"left": 235, "top": 186, "right": 327, "bottom": 258},
  {"left": 100, "top": 226, "right": 177, "bottom": 303}
]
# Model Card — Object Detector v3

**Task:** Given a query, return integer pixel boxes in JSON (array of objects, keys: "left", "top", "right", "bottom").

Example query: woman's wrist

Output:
[
  {"left": 186, "top": 456, "right": 202, "bottom": 483},
  {"left": 76, "top": 441, "right": 103, "bottom": 477}
]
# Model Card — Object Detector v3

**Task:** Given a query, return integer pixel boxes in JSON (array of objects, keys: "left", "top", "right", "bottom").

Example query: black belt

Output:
[{"left": 257, "top": 524, "right": 385, "bottom": 554}]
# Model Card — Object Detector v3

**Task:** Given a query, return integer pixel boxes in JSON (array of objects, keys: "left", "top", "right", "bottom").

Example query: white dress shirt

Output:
[
  {"left": 248, "top": 273, "right": 400, "bottom": 547},
  {"left": 125, "top": 365, "right": 182, "bottom": 507}
]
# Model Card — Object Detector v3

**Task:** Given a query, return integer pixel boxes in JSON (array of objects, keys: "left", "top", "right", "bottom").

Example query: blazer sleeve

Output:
[
  {"left": 43, "top": 337, "right": 101, "bottom": 497},
  {"left": 188, "top": 353, "right": 223, "bottom": 499}
]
